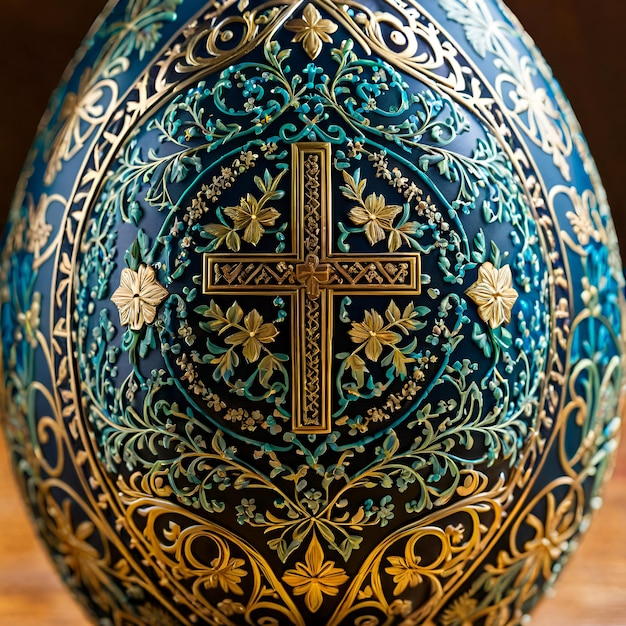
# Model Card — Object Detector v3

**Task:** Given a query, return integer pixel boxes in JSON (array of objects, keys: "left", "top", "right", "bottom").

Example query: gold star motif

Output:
[
  {"left": 282, "top": 534, "right": 349, "bottom": 612},
  {"left": 285, "top": 4, "right": 338, "bottom": 60}
]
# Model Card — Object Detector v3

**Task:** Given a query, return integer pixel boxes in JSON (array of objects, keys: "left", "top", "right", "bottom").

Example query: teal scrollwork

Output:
[{"left": 72, "top": 20, "right": 551, "bottom": 487}]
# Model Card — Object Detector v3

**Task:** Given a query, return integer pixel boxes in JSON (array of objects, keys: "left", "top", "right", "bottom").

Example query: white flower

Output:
[
  {"left": 466, "top": 262, "right": 518, "bottom": 328},
  {"left": 111, "top": 265, "right": 168, "bottom": 330}
]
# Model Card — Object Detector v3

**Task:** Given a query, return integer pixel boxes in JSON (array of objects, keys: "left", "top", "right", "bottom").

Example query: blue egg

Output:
[{"left": 1, "top": 1, "right": 623, "bottom": 624}]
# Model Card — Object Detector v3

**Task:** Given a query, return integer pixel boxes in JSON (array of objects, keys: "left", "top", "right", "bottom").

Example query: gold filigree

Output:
[
  {"left": 385, "top": 554, "right": 424, "bottom": 596},
  {"left": 111, "top": 264, "right": 169, "bottom": 330},
  {"left": 12, "top": 1, "right": 617, "bottom": 623},
  {"left": 552, "top": 185, "right": 602, "bottom": 258},
  {"left": 285, "top": 4, "right": 338, "bottom": 60},
  {"left": 202, "top": 143, "right": 420, "bottom": 434},
  {"left": 336, "top": 355, "right": 437, "bottom": 429},
  {"left": 117, "top": 493, "right": 303, "bottom": 623},
  {"left": 465, "top": 262, "right": 518, "bottom": 328},
  {"left": 45, "top": 69, "right": 118, "bottom": 185},
  {"left": 203, "top": 556, "right": 247, "bottom": 595},
  {"left": 44, "top": 494, "right": 114, "bottom": 613},
  {"left": 184, "top": 151, "right": 259, "bottom": 228},
  {"left": 282, "top": 533, "right": 349, "bottom": 613}
]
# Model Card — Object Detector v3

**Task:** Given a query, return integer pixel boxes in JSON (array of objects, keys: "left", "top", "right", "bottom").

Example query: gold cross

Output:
[
  {"left": 295, "top": 254, "right": 330, "bottom": 299},
  {"left": 203, "top": 143, "right": 421, "bottom": 434}
]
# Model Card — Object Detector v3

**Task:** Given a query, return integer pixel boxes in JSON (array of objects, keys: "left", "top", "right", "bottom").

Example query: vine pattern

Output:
[
  {"left": 0, "top": 1, "right": 622, "bottom": 625},
  {"left": 71, "top": 11, "right": 552, "bottom": 623}
]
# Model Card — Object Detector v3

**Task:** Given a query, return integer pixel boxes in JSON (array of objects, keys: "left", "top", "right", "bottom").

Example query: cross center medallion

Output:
[{"left": 203, "top": 143, "right": 421, "bottom": 434}]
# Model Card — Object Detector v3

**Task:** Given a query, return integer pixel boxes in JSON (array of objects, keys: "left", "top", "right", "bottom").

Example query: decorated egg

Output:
[{"left": 1, "top": 1, "right": 624, "bottom": 625}]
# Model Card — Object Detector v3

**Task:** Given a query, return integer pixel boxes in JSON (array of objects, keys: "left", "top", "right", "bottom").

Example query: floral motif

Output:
[
  {"left": 8, "top": 1, "right": 619, "bottom": 624},
  {"left": 564, "top": 187, "right": 600, "bottom": 247},
  {"left": 515, "top": 491, "right": 575, "bottom": 581},
  {"left": 341, "top": 301, "right": 427, "bottom": 393},
  {"left": 385, "top": 554, "right": 424, "bottom": 596},
  {"left": 285, "top": 4, "right": 338, "bottom": 60},
  {"left": 465, "top": 262, "right": 518, "bottom": 328},
  {"left": 341, "top": 170, "right": 417, "bottom": 252},
  {"left": 44, "top": 70, "right": 116, "bottom": 186},
  {"left": 349, "top": 193, "right": 404, "bottom": 247},
  {"left": 25, "top": 194, "right": 54, "bottom": 257},
  {"left": 203, "top": 169, "right": 286, "bottom": 251},
  {"left": 222, "top": 194, "right": 280, "bottom": 247},
  {"left": 349, "top": 310, "right": 402, "bottom": 362},
  {"left": 440, "top": 591, "right": 479, "bottom": 626},
  {"left": 196, "top": 300, "right": 288, "bottom": 399},
  {"left": 204, "top": 556, "right": 248, "bottom": 595},
  {"left": 111, "top": 264, "right": 169, "bottom": 330},
  {"left": 46, "top": 497, "right": 109, "bottom": 609},
  {"left": 282, "top": 534, "right": 349, "bottom": 613},
  {"left": 440, "top": 0, "right": 572, "bottom": 179},
  {"left": 224, "top": 309, "right": 279, "bottom": 363}
]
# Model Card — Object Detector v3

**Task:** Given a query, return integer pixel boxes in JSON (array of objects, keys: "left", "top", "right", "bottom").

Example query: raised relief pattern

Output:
[{"left": 203, "top": 142, "right": 421, "bottom": 433}]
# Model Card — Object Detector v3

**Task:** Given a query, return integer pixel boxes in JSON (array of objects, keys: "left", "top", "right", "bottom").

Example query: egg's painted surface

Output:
[{"left": 1, "top": 1, "right": 623, "bottom": 624}]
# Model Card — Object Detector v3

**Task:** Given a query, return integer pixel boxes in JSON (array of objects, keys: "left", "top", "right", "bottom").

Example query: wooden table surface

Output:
[{"left": 0, "top": 428, "right": 625, "bottom": 625}]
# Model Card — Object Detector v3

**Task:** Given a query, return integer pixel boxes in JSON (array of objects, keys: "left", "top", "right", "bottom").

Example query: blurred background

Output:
[{"left": 0, "top": 1, "right": 624, "bottom": 624}]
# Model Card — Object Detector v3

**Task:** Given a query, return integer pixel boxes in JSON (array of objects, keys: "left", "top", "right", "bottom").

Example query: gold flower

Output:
[
  {"left": 282, "top": 534, "right": 349, "bottom": 613},
  {"left": 223, "top": 193, "right": 280, "bottom": 246},
  {"left": 348, "top": 192, "right": 403, "bottom": 247},
  {"left": 46, "top": 497, "right": 108, "bottom": 606},
  {"left": 111, "top": 264, "right": 169, "bottom": 331},
  {"left": 25, "top": 194, "right": 53, "bottom": 257},
  {"left": 204, "top": 556, "right": 248, "bottom": 595},
  {"left": 440, "top": 591, "right": 479, "bottom": 626},
  {"left": 385, "top": 555, "right": 423, "bottom": 596},
  {"left": 285, "top": 4, "right": 338, "bottom": 60},
  {"left": 465, "top": 262, "right": 518, "bottom": 329},
  {"left": 224, "top": 309, "right": 278, "bottom": 363},
  {"left": 348, "top": 309, "right": 400, "bottom": 361}
]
